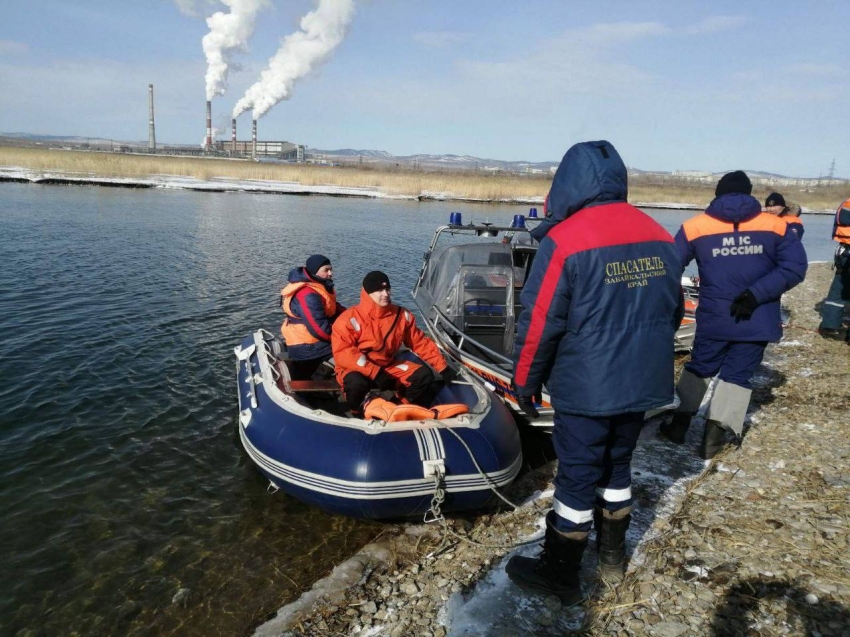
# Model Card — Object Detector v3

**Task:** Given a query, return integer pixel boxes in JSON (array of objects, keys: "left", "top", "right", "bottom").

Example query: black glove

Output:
[
  {"left": 516, "top": 394, "right": 540, "bottom": 419},
  {"left": 374, "top": 369, "right": 396, "bottom": 391},
  {"left": 511, "top": 378, "right": 540, "bottom": 419},
  {"left": 729, "top": 289, "right": 758, "bottom": 321},
  {"left": 440, "top": 366, "right": 459, "bottom": 384}
]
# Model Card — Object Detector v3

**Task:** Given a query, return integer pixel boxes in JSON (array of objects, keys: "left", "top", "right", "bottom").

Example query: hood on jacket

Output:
[
  {"left": 287, "top": 266, "right": 334, "bottom": 291},
  {"left": 705, "top": 193, "right": 763, "bottom": 224},
  {"left": 358, "top": 288, "right": 397, "bottom": 318},
  {"left": 531, "top": 140, "right": 628, "bottom": 241}
]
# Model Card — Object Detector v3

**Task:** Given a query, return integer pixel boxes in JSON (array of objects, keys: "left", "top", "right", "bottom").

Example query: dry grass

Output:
[
  {"left": 630, "top": 173, "right": 850, "bottom": 211},
  {"left": 0, "top": 146, "right": 549, "bottom": 201},
  {"left": 2, "top": 145, "right": 848, "bottom": 210}
]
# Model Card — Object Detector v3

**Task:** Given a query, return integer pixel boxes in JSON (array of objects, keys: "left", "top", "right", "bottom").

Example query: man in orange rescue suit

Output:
[
  {"left": 507, "top": 140, "right": 684, "bottom": 605},
  {"left": 280, "top": 254, "right": 344, "bottom": 380},
  {"left": 817, "top": 197, "right": 850, "bottom": 342},
  {"left": 660, "top": 171, "right": 807, "bottom": 458},
  {"left": 332, "top": 271, "right": 458, "bottom": 415}
]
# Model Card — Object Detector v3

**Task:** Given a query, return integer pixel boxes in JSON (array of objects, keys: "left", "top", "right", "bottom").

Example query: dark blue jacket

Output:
[
  {"left": 514, "top": 141, "right": 683, "bottom": 416},
  {"left": 675, "top": 194, "right": 807, "bottom": 342}
]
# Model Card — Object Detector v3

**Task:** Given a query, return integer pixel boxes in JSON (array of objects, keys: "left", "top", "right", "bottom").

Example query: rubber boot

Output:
[
  {"left": 594, "top": 507, "right": 631, "bottom": 582},
  {"left": 699, "top": 419, "right": 727, "bottom": 460},
  {"left": 505, "top": 519, "right": 587, "bottom": 606},
  {"left": 659, "top": 412, "right": 692, "bottom": 444}
]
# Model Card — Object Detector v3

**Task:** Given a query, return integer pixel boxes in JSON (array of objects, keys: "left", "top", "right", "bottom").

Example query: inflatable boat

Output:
[
  {"left": 235, "top": 330, "right": 522, "bottom": 520},
  {"left": 412, "top": 211, "right": 698, "bottom": 428}
]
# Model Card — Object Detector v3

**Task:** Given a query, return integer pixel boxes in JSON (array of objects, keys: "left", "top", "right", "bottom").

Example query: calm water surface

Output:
[{"left": 0, "top": 183, "right": 836, "bottom": 636}]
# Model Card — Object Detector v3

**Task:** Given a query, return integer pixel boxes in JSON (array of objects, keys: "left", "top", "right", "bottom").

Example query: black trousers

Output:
[
  {"left": 343, "top": 366, "right": 439, "bottom": 413},
  {"left": 289, "top": 355, "right": 332, "bottom": 381}
]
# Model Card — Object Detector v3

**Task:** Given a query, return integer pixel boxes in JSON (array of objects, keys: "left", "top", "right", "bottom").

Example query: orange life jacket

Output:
[
  {"left": 332, "top": 288, "right": 447, "bottom": 384},
  {"left": 280, "top": 281, "right": 338, "bottom": 346},
  {"left": 834, "top": 198, "right": 850, "bottom": 244}
]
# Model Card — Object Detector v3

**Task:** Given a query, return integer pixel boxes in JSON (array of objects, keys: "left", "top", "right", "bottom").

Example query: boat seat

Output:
[{"left": 287, "top": 379, "right": 342, "bottom": 393}]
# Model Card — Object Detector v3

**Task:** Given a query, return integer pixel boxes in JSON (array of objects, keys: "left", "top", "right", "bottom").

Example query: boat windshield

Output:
[{"left": 424, "top": 244, "right": 515, "bottom": 307}]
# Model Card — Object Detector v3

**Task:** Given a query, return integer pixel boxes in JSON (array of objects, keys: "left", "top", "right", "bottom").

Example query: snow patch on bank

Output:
[{"left": 0, "top": 165, "right": 412, "bottom": 199}]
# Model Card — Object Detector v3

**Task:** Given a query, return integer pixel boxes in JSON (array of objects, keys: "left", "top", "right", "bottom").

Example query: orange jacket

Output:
[
  {"left": 332, "top": 289, "right": 447, "bottom": 381},
  {"left": 280, "top": 280, "right": 338, "bottom": 347},
  {"left": 834, "top": 198, "right": 850, "bottom": 244}
]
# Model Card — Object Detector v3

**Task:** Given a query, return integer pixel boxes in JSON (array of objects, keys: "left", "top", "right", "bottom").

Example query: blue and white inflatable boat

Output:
[{"left": 235, "top": 330, "right": 522, "bottom": 520}]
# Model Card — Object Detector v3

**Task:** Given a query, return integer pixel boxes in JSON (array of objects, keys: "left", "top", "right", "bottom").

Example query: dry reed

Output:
[{"left": 2, "top": 146, "right": 848, "bottom": 210}]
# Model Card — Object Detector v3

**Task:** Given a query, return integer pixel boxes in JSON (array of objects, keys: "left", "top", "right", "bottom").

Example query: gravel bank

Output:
[{"left": 256, "top": 262, "right": 849, "bottom": 637}]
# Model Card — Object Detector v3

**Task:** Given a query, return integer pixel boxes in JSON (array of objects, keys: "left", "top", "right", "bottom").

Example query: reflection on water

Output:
[{"left": 0, "top": 184, "right": 836, "bottom": 635}]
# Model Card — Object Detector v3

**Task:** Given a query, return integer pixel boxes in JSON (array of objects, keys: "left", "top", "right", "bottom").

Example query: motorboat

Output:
[
  {"left": 234, "top": 329, "right": 522, "bottom": 520},
  {"left": 412, "top": 211, "right": 699, "bottom": 428}
]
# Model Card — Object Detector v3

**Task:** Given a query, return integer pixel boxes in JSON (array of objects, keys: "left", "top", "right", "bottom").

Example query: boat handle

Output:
[{"left": 245, "top": 358, "right": 258, "bottom": 408}]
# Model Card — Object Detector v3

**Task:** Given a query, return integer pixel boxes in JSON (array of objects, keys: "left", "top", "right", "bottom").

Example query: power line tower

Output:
[{"left": 828, "top": 158, "right": 836, "bottom": 182}]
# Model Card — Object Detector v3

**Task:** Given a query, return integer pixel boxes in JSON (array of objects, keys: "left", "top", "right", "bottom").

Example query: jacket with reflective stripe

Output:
[{"left": 332, "top": 288, "right": 447, "bottom": 383}]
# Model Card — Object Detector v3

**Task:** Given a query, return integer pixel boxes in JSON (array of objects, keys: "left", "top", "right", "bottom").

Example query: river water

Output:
[{"left": 0, "top": 183, "right": 837, "bottom": 636}]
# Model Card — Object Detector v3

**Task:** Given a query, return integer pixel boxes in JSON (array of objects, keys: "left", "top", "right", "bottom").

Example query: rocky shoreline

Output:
[{"left": 256, "top": 263, "right": 848, "bottom": 637}]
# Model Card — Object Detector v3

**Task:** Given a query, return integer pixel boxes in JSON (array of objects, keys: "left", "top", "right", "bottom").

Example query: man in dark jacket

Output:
[
  {"left": 280, "top": 254, "right": 344, "bottom": 380},
  {"left": 660, "top": 171, "right": 807, "bottom": 458},
  {"left": 505, "top": 141, "right": 684, "bottom": 605}
]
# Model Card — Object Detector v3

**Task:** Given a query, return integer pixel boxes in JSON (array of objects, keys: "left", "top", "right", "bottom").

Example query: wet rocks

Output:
[{"left": 256, "top": 264, "right": 849, "bottom": 637}]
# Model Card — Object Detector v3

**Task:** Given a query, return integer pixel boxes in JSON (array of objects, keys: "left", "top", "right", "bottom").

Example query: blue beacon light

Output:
[
  {"left": 449, "top": 212, "right": 463, "bottom": 226},
  {"left": 511, "top": 214, "right": 526, "bottom": 229},
  {"left": 528, "top": 207, "right": 538, "bottom": 218}
]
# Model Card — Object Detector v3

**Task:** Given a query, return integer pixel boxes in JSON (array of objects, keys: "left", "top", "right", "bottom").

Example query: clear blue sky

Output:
[{"left": 1, "top": 0, "right": 848, "bottom": 177}]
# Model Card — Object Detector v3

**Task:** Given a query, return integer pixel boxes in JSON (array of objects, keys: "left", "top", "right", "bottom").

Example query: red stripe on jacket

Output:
[
  {"left": 295, "top": 287, "right": 332, "bottom": 341},
  {"left": 514, "top": 202, "right": 675, "bottom": 387}
]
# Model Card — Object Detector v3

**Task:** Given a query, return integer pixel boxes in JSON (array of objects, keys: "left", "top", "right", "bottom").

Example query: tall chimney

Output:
[
  {"left": 231, "top": 118, "right": 237, "bottom": 153},
  {"left": 148, "top": 84, "right": 156, "bottom": 151},
  {"left": 251, "top": 119, "right": 257, "bottom": 159},
  {"left": 205, "top": 100, "right": 213, "bottom": 150}
]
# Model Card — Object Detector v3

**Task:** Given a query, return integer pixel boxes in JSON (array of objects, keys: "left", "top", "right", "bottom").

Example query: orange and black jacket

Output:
[
  {"left": 780, "top": 213, "right": 804, "bottom": 239},
  {"left": 331, "top": 289, "right": 447, "bottom": 383},
  {"left": 675, "top": 194, "right": 807, "bottom": 343},
  {"left": 280, "top": 267, "right": 342, "bottom": 360}
]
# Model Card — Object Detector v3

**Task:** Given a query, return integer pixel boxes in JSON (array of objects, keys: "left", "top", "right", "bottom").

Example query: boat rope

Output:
[
  {"left": 421, "top": 426, "right": 549, "bottom": 553},
  {"left": 443, "top": 426, "right": 520, "bottom": 511}
]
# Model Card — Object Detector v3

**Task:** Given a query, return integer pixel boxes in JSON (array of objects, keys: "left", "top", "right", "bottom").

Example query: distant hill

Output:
[{"left": 310, "top": 148, "right": 560, "bottom": 174}]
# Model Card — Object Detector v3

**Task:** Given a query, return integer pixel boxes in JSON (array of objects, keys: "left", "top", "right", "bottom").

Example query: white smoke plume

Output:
[
  {"left": 203, "top": 0, "right": 270, "bottom": 101},
  {"left": 232, "top": 0, "right": 355, "bottom": 119},
  {"left": 200, "top": 126, "right": 223, "bottom": 148}
]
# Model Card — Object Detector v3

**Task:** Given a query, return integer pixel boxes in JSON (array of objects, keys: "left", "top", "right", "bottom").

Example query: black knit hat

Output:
[
  {"left": 765, "top": 192, "right": 786, "bottom": 208},
  {"left": 362, "top": 270, "right": 391, "bottom": 294},
  {"left": 715, "top": 171, "right": 752, "bottom": 197},
  {"left": 305, "top": 254, "right": 331, "bottom": 276}
]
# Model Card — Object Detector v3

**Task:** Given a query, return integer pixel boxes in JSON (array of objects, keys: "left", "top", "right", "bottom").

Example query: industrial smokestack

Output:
[
  {"left": 251, "top": 119, "right": 257, "bottom": 159},
  {"left": 205, "top": 100, "right": 213, "bottom": 149},
  {"left": 148, "top": 84, "right": 156, "bottom": 151},
  {"left": 231, "top": 118, "right": 237, "bottom": 153}
]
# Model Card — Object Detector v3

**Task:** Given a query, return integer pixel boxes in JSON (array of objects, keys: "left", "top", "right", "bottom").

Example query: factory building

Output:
[{"left": 215, "top": 140, "right": 305, "bottom": 161}]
